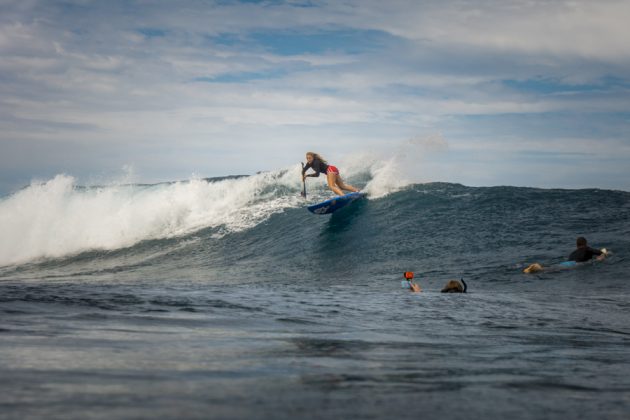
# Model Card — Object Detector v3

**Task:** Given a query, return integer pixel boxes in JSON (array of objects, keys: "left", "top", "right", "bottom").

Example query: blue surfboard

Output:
[
  {"left": 307, "top": 192, "right": 366, "bottom": 215},
  {"left": 559, "top": 260, "right": 578, "bottom": 268}
]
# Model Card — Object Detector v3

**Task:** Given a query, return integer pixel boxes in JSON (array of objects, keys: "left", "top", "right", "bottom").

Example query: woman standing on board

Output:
[{"left": 302, "top": 152, "right": 359, "bottom": 196}]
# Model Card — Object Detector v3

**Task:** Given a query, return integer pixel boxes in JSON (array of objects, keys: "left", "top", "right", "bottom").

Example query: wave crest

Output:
[{"left": 0, "top": 171, "right": 302, "bottom": 266}]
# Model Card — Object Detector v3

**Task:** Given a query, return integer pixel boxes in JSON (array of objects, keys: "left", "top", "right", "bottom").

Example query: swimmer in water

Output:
[
  {"left": 523, "top": 237, "right": 608, "bottom": 273},
  {"left": 402, "top": 272, "right": 421, "bottom": 292},
  {"left": 441, "top": 279, "right": 467, "bottom": 293},
  {"left": 568, "top": 236, "right": 607, "bottom": 262}
]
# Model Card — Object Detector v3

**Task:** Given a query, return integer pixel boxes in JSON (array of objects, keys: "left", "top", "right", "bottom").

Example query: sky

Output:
[{"left": 1, "top": 0, "right": 630, "bottom": 195}]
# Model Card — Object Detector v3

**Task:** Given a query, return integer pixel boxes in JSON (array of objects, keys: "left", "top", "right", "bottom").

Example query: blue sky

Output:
[{"left": 1, "top": 0, "right": 630, "bottom": 194}]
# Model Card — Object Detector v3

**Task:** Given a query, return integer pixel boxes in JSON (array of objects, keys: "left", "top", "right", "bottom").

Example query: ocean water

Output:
[{"left": 1, "top": 166, "right": 629, "bottom": 419}]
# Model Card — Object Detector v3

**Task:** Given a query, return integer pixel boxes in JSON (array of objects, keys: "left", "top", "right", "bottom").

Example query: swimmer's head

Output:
[
  {"left": 403, "top": 271, "right": 414, "bottom": 280},
  {"left": 576, "top": 236, "right": 587, "bottom": 247}
]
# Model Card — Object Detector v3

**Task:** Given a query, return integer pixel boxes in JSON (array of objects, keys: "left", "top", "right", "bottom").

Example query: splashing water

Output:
[{"left": 0, "top": 154, "right": 412, "bottom": 266}]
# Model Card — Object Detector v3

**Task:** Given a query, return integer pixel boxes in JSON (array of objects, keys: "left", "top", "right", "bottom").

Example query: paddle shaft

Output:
[{"left": 300, "top": 162, "right": 307, "bottom": 198}]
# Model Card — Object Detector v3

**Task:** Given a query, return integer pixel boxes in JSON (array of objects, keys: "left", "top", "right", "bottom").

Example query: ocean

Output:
[{"left": 1, "top": 165, "right": 629, "bottom": 419}]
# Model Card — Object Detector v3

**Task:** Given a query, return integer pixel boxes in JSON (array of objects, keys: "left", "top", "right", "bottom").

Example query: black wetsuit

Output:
[
  {"left": 302, "top": 158, "right": 329, "bottom": 177},
  {"left": 568, "top": 246, "right": 602, "bottom": 262}
]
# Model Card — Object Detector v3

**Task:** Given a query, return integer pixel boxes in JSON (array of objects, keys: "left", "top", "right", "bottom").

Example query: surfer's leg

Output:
[
  {"left": 336, "top": 175, "right": 359, "bottom": 193},
  {"left": 327, "top": 172, "right": 344, "bottom": 195}
]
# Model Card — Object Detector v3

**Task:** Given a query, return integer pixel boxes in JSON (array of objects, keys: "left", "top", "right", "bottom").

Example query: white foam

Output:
[
  {"left": 341, "top": 133, "right": 450, "bottom": 197},
  {"left": 338, "top": 151, "right": 411, "bottom": 198},
  {"left": 0, "top": 147, "right": 427, "bottom": 266},
  {"left": 0, "top": 170, "right": 304, "bottom": 266}
]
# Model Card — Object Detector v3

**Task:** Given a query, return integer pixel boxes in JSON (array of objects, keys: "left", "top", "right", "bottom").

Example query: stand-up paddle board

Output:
[{"left": 307, "top": 192, "right": 366, "bottom": 215}]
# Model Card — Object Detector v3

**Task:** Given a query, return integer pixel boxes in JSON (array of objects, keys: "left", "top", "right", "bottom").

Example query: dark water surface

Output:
[{"left": 1, "top": 182, "right": 630, "bottom": 419}]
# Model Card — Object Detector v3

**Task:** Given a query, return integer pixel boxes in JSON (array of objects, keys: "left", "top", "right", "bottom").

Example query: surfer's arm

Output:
[
  {"left": 302, "top": 162, "right": 314, "bottom": 179},
  {"left": 302, "top": 165, "right": 321, "bottom": 178},
  {"left": 302, "top": 159, "right": 325, "bottom": 178}
]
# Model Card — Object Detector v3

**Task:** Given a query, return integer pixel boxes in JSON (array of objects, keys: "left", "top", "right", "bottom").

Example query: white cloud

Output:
[
  {"left": 338, "top": 0, "right": 630, "bottom": 62},
  {"left": 0, "top": 0, "right": 629, "bottom": 194}
]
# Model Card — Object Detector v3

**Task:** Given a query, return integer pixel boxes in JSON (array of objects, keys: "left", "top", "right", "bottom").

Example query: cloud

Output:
[
  {"left": 339, "top": 0, "right": 630, "bottom": 62},
  {"left": 0, "top": 0, "right": 629, "bottom": 195}
]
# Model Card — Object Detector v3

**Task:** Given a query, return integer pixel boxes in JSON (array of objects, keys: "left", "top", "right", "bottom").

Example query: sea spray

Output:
[
  {"left": 0, "top": 170, "right": 303, "bottom": 266},
  {"left": 338, "top": 151, "right": 411, "bottom": 198},
  {"left": 1, "top": 155, "right": 420, "bottom": 266},
  {"left": 334, "top": 134, "right": 449, "bottom": 197}
]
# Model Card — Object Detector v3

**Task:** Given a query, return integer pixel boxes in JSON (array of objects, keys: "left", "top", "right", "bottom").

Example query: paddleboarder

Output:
[{"left": 301, "top": 152, "right": 359, "bottom": 196}]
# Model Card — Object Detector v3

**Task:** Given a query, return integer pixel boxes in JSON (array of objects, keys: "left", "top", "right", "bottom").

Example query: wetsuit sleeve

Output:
[
  {"left": 569, "top": 247, "right": 602, "bottom": 262},
  {"left": 302, "top": 162, "right": 312, "bottom": 175},
  {"left": 304, "top": 159, "right": 322, "bottom": 177}
]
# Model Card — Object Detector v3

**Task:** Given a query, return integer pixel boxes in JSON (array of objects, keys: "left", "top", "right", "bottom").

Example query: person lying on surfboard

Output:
[
  {"left": 301, "top": 152, "right": 359, "bottom": 196},
  {"left": 523, "top": 236, "right": 608, "bottom": 273},
  {"left": 568, "top": 236, "right": 606, "bottom": 262}
]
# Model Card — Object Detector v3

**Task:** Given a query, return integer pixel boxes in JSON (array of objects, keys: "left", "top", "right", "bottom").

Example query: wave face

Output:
[{"left": 1, "top": 169, "right": 629, "bottom": 287}]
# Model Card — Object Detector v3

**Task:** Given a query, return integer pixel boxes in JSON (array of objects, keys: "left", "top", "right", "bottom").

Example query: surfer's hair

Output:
[
  {"left": 441, "top": 279, "right": 467, "bottom": 293},
  {"left": 306, "top": 152, "right": 327, "bottom": 164},
  {"left": 576, "top": 236, "right": 587, "bottom": 247}
]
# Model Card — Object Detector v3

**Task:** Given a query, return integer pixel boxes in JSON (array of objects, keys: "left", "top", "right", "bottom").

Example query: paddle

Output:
[{"left": 300, "top": 162, "right": 307, "bottom": 198}]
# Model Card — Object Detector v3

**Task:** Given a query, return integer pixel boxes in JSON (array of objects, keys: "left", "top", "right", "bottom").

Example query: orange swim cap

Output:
[{"left": 403, "top": 271, "right": 414, "bottom": 280}]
